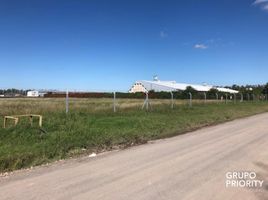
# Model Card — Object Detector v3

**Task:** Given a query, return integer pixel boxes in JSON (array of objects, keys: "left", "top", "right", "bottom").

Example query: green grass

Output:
[{"left": 0, "top": 98, "right": 268, "bottom": 172}]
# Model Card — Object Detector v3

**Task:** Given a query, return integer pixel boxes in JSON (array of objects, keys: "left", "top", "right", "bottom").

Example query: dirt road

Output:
[{"left": 1, "top": 113, "right": 268, "bottom": 200}]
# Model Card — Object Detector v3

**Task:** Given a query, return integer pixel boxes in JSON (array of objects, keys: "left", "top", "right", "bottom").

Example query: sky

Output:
[{"left": 0, "top": 0, "right": 267, "bottom": 91}]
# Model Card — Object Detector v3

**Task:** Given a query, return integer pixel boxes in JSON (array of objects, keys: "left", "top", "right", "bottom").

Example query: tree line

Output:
[
  {"left": 1, "top": 83, "right": 268, "bottom": 99},
  {"left": 0, "top": 89, "right": 28, "bottom": 95}
]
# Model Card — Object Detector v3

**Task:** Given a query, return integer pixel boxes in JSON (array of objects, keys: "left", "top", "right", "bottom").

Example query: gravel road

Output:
[{"left": 1, "top": 113, "right": 268, "bottom": 200}]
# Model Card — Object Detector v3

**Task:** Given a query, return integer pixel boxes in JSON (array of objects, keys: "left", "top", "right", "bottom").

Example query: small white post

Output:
[
  {"left": 66, "top": 89, "right": 69, "bottom": 114},
  {"left": 204, "top": 92, "right": 207, "bottom": 103},
  {"left": 216, "top": 93, "right": 218, "bottom": 102},
  {"left": 240, "top": 93, "right": 243, "bottom": 102}
]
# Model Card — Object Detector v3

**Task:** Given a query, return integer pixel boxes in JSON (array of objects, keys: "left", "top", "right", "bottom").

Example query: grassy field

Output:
[{"left": 0, "top": 98, "right": 268, "bottom": 172}]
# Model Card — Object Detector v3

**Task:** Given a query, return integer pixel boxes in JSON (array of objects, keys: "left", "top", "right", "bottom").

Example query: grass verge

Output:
[{"left": 0, "top": 98, "right": 268, "bottom": 172}]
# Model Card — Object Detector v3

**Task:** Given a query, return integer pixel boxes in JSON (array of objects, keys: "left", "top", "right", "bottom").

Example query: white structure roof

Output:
[
  {"left": 129, "top": 80, "right": 238, "bottom": 94},
  {"left": 27, "top": 90, "right": 39, "bottom": 97},
  {"left": 216, "top": 87, "right": 238, "bottom": 94}
]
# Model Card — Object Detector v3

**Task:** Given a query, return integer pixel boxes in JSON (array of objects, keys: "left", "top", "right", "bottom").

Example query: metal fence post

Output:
[
  {"left": 234, "top": 93, "right": 236, "bottom": 104},
  {"left": 189, "top": 92, "right": 192, "bottom": 107},
  {"left": 170, "top": 92, "right": 174, "bottom": 109},
  {"left": 142, "top": 92, "right": 151, "bottom": 111},
  {"left": 66, "top": 89, "right": 69, "bottom": 114},
  {"left": 225, "top": 93, "right": 228, "bottom": 104},
  {"left": 204, "top": 92, "right": 206, "bottom": 103},
  {"left": 216, "top": 93, "right": 218, "bottom": 101},
  {"left": 240, "top": 93, "right": 243, "bottom": 102},
  {"left": 113, "top": 92, "right": 116, "bottom": 113}
]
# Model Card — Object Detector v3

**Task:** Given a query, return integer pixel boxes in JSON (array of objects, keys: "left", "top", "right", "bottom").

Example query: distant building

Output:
[
  {"left": 129, "top": 82, "right": 148, "bottom": 93},
  {"left": 129, "top": 78, "right": 238, "bottom": 94},
  {"left": 27, "top": 91, "right": 39, "bottom": 97},
  {"left": 38, "top": 92, "right": 47, "bottom": 97},
  {"left": 1, "top": 93, "right": 23, "bottom": 98}
]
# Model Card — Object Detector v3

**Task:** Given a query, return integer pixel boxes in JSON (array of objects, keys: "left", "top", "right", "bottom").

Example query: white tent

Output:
[{"left": 129, "top": 80, "right": 238, "bottom": 94}]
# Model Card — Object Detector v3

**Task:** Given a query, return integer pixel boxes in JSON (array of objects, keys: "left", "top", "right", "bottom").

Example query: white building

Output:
[
  {"left": 129, "top": 79, "right": 238, "bottom": 94},
  {"left": 27, "top": 90, "right": 39, "bottom": 97}
]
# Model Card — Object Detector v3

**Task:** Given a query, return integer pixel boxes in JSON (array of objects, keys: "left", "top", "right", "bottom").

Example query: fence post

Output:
[
  {"left": 225, "top": 93, "right": 228, "bottom": 104},
  {"left": 170, "top": 92, "right": 174, "bottom": 109},
  {"left": 247, "top": 93, "right": 250, "bottom": 101},
  {"left": 216, "top": 93, "right": 218, "bottom": 102},
  {"left": 204, "top": 92, "right": 206, "bottom": 103},
  {"left": 66, "top": 89, "right": 69, "bottom": 114},
  {"left": 189, "top": 92, "right": 192, "bottom": 107},
  {"left": 142, "top": 92, "right": 151, "bottom": 111},
  {"left": 234, "top": 93, "right": 236, "bottom": 104},
  {"left": 113, "top": 92, "right": 116, "bottom": 113},
  {"left": 240, "top": 93, "right": 243, "bottom": 102},
  {"left": 252, "top": 94, "right": 255, "bottom": 101}
]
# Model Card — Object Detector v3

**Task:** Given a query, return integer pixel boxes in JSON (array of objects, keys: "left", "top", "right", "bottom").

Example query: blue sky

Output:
[{"left": 0, "top": 0, "right": 267, "bottom": 91}]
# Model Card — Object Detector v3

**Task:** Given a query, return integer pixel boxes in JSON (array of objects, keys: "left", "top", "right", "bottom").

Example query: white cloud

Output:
[
  {"left": 253, "top": 0, "right": 268, "bottom": 4},
  {"left": 194, "top": 44, "right": 208, "bottom": 49},
  {"left": 253, "top": 0, "right": 268, "bottom": 11},
  {"left": 262, "top": 3, "right": 268, "bottom": 10},
  {"left": 160, "top": 31, "right": 168, "bottom": 38}
]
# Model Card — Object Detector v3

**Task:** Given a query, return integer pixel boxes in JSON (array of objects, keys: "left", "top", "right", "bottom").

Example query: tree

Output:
[
  {"left": 262, "top": 83, "right": 268, "bottom": 95},
  {"left": 207, "top": 88, "right": 219, "bottom": 99},
  {"left": 182, "top": 86, "right": 197, "bottom": 99}
]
